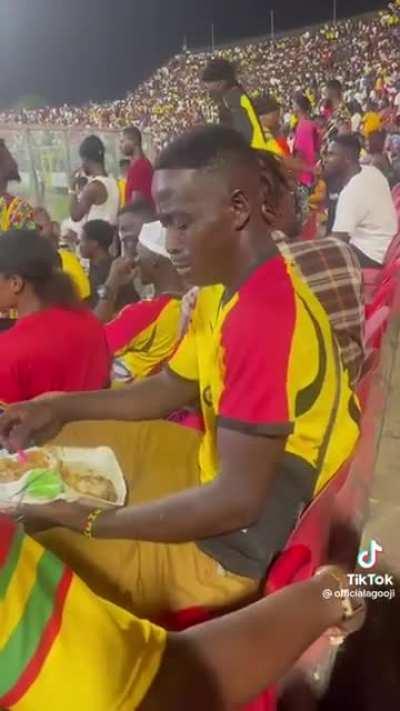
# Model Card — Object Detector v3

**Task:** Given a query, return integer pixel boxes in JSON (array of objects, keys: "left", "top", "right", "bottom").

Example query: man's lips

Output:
[{"left": 172, "top": 261, "right": 191, "bottom": 274}]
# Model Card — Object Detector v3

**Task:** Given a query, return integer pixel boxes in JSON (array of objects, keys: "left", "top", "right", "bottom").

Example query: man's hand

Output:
[
  {"left": 106, "top": 256, "right": 137, "bottom": 289},
  {"left": 0, "top": 499, "right": 103, "bottom": 535},
  {"left": 0, "top": 400, "right": 64, "bottom": 452}
]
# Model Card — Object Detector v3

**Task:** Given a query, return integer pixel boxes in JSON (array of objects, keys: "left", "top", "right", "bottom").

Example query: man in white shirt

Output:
[{"left": 325, "top": 134, "right": 397, "bottom": 267}]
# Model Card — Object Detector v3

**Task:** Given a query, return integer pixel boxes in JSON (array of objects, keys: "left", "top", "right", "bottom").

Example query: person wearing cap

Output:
[{"left": 105, "top": 221, "right": 184, "bottom": 385}]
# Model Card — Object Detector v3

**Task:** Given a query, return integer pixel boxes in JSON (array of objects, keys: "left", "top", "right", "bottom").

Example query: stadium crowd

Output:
[
  {"left": 0, "top": 4, "right": 400, "bottom": 151},
  {"left": 0, "top": 2, "right": 400, "bottom": 710}
]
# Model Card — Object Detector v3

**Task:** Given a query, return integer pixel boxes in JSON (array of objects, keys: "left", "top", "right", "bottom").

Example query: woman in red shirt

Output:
[{"left": 0, "top": 230, "right": 110, "bottom": 404}]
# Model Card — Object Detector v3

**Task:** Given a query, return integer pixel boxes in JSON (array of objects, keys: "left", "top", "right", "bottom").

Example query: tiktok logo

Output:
[{"left": 357, "top": 539, "right": 384, "bottom": 569}]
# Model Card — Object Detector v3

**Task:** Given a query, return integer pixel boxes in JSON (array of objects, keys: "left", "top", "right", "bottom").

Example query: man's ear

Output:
[
  {"left": 230, "top": 189, "right": 251, "bottom": 231},
  {"left": 9, "top": 275, "right": 25, "bottom": 296}
]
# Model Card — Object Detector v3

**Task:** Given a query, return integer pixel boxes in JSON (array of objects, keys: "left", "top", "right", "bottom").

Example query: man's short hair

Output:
[
  {"left": 294, "top": 92, "right": 311, "bottom": 114},
  {"left": 327, "top": 79, "right": 343, "bottom": 96},
  {"left": 155, "top": 125, "right": 257, "bottom": 172},
  {"left": 201, "top": 58, "right": 237, "bottom": 84},
  {"left": 156, "top": 125, "right": 288, "bottom": 210},
  {"left": 79, "top": 135, "right": 105, "bottom": 163},
  {"left": 123, "top": 126, "right": 142, "bottom": 146},
  {"left": 333, "top": 134, "right": 361, "bottom": 161},
  {"left": 82, "top": 219, "right": 114, "bottom": 250}
]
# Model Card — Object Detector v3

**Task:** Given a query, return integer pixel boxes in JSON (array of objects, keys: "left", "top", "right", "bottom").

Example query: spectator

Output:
[
  {"left": 254, "top": 95, "right": 290, "bottom": 155},
  {"left": 0, "top": 139, "right": 35, "bottom": 232},
  {"left": 120, "top": 126, "right": 154, "bottom": 206},
  {"left": 93, "top": 201, "right": 156, "bottom": 323},
  {"left": 4, "top": 127, "right": 360, "bottom": 618},
  {"left": 70, "top": 135, "right": 119, "bottom": 226},
  {"left": 0, "top": 230, "right": 110, "bottom": 404},
  {"left": 349, "top": 99, "right": 363, "bottom": 133},
  {"left": 0, "top": 515, "right": 364, "bottom": 711},
  {"left": 80, "top": 219, "right": 115, "bottom": 308},
  {"left": 326, "top": 134, "right": 397, "bottom": 267},
  {"left": 362, "top": 100, "right": 383, "bottom": 137},
  {"left": 106, "top": 221, "right": 183, "bottom": 385},
  {"left": 293, "top": 92, "right": 320, "bottom": 188},
  {"left": 323, "top": 79, "right": 351, "bottom": 150},
  {"left": 201, "top": 58, "right": 268, "bottom": 149},
  {"left": 34, "top": 207, "right": 91, "bottom": 301},
  {"left": 365, "top": 130, "right": 395, "bottom": 184}
]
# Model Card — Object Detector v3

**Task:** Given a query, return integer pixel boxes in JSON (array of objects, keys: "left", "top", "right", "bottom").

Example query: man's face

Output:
[
  {"left": 153, "top": 168, "right": 245, "bottom": 287},
  {"left": 203, "top": 80, "right": 228, "bottom": 103},
  {"left": 0, "top": 143, "right": 20, "bottom": 183},
  {"left": 80, "top": 234, "right": 96, "bottom": 260},
  {"left": 120, "top": 134, "right": 135, "bottom": 158},
  {"left": 327, "top": 87, "right": 339, "bottom": 104},
  {"left": 118, "top": 212, "right": 143, "bottom": 260},
  {"left": 33, "top": 209, "right": 53, "bottom": 239},
  {"left": 324, "top": 141, "right": 345, "bottom": 180}
]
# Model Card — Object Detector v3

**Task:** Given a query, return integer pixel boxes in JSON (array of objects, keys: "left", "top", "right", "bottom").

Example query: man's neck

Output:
[
  {"left": 131, "top": 149, "right": 143, "bottom": 163},
  {"left": 153, "top": 268, "right": 183, "bottom": 297},
  {"left": 89, "top": 164, "right": 106, "bottom": 177},
  {"left": 92, "top": 251, "right": 111, "bottom": 266},
  {"left": 221, "top": 230, "right": 278, "bottom": 294},
  {"left": 342, "top": 162, "right": 362, "bottom": 188},
  {"left": 16, "top": 292, "right": 44, "bottom": 319}
]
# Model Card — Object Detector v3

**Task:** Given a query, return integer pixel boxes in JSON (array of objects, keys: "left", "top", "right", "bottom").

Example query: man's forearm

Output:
[
  {"left": 91, "top": 477, "right": 256, "bottom": 543},
  {"left": 142, "top": 573, "right": 345, "bottom": 710},
  {"left": 94, "top": 282, "right": 119, "bottom": 322},
  {"left": 69, "top": 194, "right": 85, "bottom": 222},
  {"left": 49, "top": 371, "right": 198, "bottom": 426}
]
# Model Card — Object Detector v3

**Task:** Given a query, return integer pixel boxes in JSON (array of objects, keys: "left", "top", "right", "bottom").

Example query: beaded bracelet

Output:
[{"left": 83, "top": 509, "right": 103, "bottom": 539}]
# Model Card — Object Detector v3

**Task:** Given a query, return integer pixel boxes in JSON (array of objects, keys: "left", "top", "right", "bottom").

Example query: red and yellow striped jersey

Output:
[{"left": 169, "top": 255, "right": 360, "bottom": 495}]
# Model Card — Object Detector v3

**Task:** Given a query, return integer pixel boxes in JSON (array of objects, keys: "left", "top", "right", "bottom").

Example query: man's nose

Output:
[{"left": 166, "top": 227, "right": 183, "bottom": 256}]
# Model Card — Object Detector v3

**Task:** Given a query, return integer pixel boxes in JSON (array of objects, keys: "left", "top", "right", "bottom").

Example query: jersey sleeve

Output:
[
  {"left": 217, "top": 295, "right": 296, "bottom": 436},
  {"left": 106, "top": 299, "right": 169, "bottom": 354}
]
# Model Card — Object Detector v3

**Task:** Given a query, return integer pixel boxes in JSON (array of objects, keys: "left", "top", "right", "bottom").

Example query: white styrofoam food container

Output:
[{"left": 0, "top": 446, "right": 127, "bottom": 507}]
